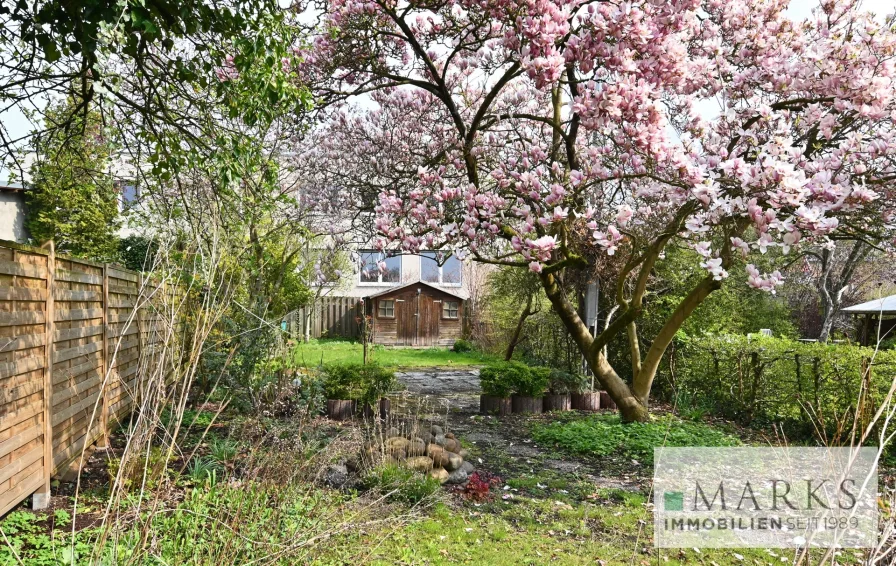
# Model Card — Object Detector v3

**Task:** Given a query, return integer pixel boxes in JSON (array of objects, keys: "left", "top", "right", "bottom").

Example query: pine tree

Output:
[{"left": 26, "top": 94, "right": 121, "bottom": 259}]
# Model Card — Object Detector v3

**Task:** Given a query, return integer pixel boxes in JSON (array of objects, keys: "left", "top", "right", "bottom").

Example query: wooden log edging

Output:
[
  {"left": 511, "top": 395, "right": 543, "bottom": 414},
  {"left": 571, "top": 392, "right": 600, "bottom": 411},
  {"left": 543, "top": 394, "right": 571, "bottom": 412},
  {"left": 479, "top": 395, "right": 511, "bottom": 416}
]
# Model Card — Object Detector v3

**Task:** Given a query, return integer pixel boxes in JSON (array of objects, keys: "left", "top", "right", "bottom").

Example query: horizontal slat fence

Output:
[
  {"left": 0, "top": 240, "right": 161, "bottom": 517},
  {"left": 285, "top": 297, "right": 363, "bottom": 340}
]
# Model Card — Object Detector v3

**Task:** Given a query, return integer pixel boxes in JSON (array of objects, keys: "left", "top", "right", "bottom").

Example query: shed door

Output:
[
  {"left": 396, "top": 297, "right": 415, "bottom": 346},
  {"left": 421, "top": 297, "right": 440, "bottom": 347}
]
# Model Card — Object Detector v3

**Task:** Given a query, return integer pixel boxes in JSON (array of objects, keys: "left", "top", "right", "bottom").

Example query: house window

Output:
[
  {"left": 378, "top": 299, "right": 395, "bottom": 318},
  {"left": 117, "top": 180, "right": 139, "bottom": 211},
  {"left": 442, "top": 300, "right": 460, "bottom": 319},
  {"left": 359, "top": 251, "right": 401, "bottom": 284},
  {"left": 421, "top": 252, "right": 462, "bottom": 286}
]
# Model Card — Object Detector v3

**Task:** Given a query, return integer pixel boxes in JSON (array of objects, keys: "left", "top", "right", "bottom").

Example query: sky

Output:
[{"left": 0, "top": 0, "right": 893, "bottom": 183}]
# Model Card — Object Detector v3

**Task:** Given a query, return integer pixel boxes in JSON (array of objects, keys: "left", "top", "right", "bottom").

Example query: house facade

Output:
[
  {"left": 333, "top": 249, "right": 479, "bottom": 300},
  {"left": 0, "top": 183, "right": 28, "bottom": 243}
]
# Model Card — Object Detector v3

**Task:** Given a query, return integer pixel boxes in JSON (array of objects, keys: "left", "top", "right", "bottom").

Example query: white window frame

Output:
[
  {"left": 420, "top": 251, "right": 462, "bottom": 287},
  {"left": 442, "top": 299, "right": 460, "bottom": 319},
  {"left": 358, "top": 250, "right": 402, "bottom": 286}
]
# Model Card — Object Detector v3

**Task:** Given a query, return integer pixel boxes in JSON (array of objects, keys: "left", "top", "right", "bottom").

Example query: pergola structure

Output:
[{"left": 842, "top": 294, "right": 896, "bottom": 346}]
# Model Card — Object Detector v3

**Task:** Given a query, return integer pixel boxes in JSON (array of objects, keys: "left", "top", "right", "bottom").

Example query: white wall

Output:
[{"left": 0, "top": 190, "right": 28, "bottom": 243}]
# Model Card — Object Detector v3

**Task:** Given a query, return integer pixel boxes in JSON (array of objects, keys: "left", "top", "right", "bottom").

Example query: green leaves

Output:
[
  {"left": 532, "top": 414, "right": 740, "bottom": 465},
  {"left": 26, "top": 92, "right": 121, "bottom": 260}
]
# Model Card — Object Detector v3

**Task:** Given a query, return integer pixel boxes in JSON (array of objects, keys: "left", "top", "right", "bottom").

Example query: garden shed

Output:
[
  {"left": 365, "top": 282, "right": 465, "bottom": 347},
  {"left": 842, "top": 294, "right": 896, "bottom": 346}
]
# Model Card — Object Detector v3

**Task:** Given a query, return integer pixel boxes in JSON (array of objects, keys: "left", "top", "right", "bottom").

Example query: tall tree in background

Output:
[
  {"left": 300, "top": 0, "right": 896, "bottom": 421},
  {"left": 26, "top": 94, "right": 121, "bottom": 259}
]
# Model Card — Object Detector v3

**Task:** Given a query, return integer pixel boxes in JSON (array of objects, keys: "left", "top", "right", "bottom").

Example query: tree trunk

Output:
[
  {"left": 505, "top": 293, "right": 534, "bottom": 361},
  {"left": 304, "top": 308, "right": 312, "bottom": 343}
]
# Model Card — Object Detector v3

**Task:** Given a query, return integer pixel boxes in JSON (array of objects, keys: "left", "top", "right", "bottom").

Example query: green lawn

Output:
[{"left": 290, "top": 339, "right": 497, "bottom": 368}]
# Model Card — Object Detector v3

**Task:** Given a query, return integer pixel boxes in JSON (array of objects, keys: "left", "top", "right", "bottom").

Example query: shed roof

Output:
[
  {"left": 842, "top": 294, "right": 896, "bottom": 315},
  {"left": 365, "top": 280, "right": 466, "bottom": 300}
]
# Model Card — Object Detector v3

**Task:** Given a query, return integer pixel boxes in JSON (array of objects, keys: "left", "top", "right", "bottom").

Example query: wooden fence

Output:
[
  {"left": 284, "top": 297, "right": 363, "bottom": 340},
  {"left": 0, "top": 240, "right": 163, "bottom": 517}
]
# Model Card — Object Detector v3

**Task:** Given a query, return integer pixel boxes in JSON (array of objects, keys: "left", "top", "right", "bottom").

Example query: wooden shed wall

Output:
[{"left": 369, "top": 286, "right": 463, "bottom": 347}]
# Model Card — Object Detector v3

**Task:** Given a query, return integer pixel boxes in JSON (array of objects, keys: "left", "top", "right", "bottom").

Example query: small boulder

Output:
[
  {"left": 445, "top": 467, "right": 469, "bottom": 485},
  {"left": 387, "top": 427, "right": 401, "bottom": 438},
  {"left": 406, "top": 439, "right": 427, "bottom": 457},
  {"left": 386, "top": 437, "right": 410, "bottom": 451},
  {"left": 444, "top": 438, "right": 460, "bottom": 453},
  {"left": 458, "top": 449, "right": 469, "bottom": 459},
  {"left": 429, "top": 467, "right": 449, "bottom": 483},
  {"left": 445, "top": 452, "right": 463, "bottom": 471},
  {"left": 324, "top": 464, "right": 348, "bottom": 488},
  {"left": 433, "top": 434, "right": 447, "bottom": 447},
  {"left": 445, "top": 432, "right": 455, "bottom": 440},
  {"left": 405, "top": 456, "right": 434, "bottom": 472},
  {"left": 431, "top": 424, "right": 444, "bottom": 436},
  {"left": 388, "top": 447, "right": 407, "bottom": 460},
  {"left": 427, "top": 444, "right": 449, "bottom": 467},
  {"left": 460, "top": 461, "right": 475, "bottom": 475}
]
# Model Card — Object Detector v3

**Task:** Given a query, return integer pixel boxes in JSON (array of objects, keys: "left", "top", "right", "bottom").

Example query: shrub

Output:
[
  {"left": 320, "top": 362, "right": 396, "bottom": 403},
  {"left": 452, "top": 339, "right": 474, "bottom": 353},
  {"left": 668, "top": 333, "right": 896, "bottom": 442},
  {"left": 362, "top": 463, "right": 441, "bottom": 504},
  {"left": 479, "top": 361, "right": 523, "bottom": 397},
  {"left": 547, "top": 369, "right": 588, "bottom": 394},
  {"left": 480, "top": 361, "right": 552, "bottom": 397},
  {"left": 358, "top": 363, "right": 398, "bottom": 406},
  {"left": 514, "top": 365, "right": 550, "bottom": 397},
  {"left": 532, "top": 413, "right": 740, "bottom": 465}
]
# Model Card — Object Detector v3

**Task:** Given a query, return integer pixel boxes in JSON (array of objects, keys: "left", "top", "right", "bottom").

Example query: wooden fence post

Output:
[
  {"left": 33, "top": 241, "right": 54, "bottom": 510},
  {"left": 99, "top": 263, "right": 110, "bottom": 448}
]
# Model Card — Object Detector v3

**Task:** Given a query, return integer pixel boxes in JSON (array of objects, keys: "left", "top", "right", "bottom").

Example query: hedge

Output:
[{"left": 668, "top": 334, "right": 896, "bottom": 442}]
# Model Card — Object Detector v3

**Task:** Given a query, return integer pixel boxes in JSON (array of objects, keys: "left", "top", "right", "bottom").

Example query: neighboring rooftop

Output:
[{"left": 842, "top": 294, "right": 896, "bottom": 315}]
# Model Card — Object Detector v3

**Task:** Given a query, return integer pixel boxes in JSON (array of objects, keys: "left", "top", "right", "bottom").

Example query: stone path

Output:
[
  {"left": 395, "top": 368, "right": 480, "bottom": 395},
  {"left": 393, "top": 367, "right": 642, "bottom": 494},
  {"left": 395, "top": 368, "right": 481, "bottom": 413}
]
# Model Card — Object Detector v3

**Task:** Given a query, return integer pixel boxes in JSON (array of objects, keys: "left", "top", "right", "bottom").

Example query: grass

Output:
[
  {"left": 319, "top": 496, "right": 855, "bottom": 565},
  {"left": 531, "top": 413, "right": 741, "bottom": 465},
  {"left": 290, "top": 338, "right": 497, "bottom": 368}
]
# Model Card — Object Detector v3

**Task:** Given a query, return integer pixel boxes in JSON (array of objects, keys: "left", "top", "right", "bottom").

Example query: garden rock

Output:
[
  {"left": 444, "top": 438, "right": 460, "bottom": 453},
  {"left": 445, "top": 452, "right": 463, "bottom": 471},
  {"left": 386, "top": 437, "right": 410, "bottom": 451},
  {"left": 324, "top": 464, "right": 348, "bottom": 488},
  {"left": 406, "top": 456, "right": 434, "bottom": 472},
  {"left": 427, "top": 444, "right": 449, "bottom": 467},
  {"left": 433, "top": 434, "right": 447, "bottom": 447},
  {"left": 459, "top": 461, "right": 475, "bottom": 475},
  {"left": 445, "top": 467, "right": 469, "bottom": 485},
  {"left": 429, "top": 467, "right": 450, "bottom": 483},
  {"left": 431, "top": 425, "right": 444, "bottom": 436},
  {"left": 407, "top": 439, "right": 427, "bottom": 457}
]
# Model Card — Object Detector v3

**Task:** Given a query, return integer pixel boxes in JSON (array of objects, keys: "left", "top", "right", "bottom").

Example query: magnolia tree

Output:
[{"left": 297, "top": 0, "right": 896, "bottom": 421}]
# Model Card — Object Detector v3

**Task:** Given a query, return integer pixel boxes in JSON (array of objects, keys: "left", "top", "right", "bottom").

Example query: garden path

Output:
[{"left": 393, "top": 367, "right": 642, "bottom": 495}]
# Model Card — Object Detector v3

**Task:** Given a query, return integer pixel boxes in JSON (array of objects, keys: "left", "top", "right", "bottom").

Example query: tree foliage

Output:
[
  {"left": 299, "top": 0, "right": 896, "bottom": 420},
  {"left": 25, "top": 94, "right": 120, "bottom": 259}
]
